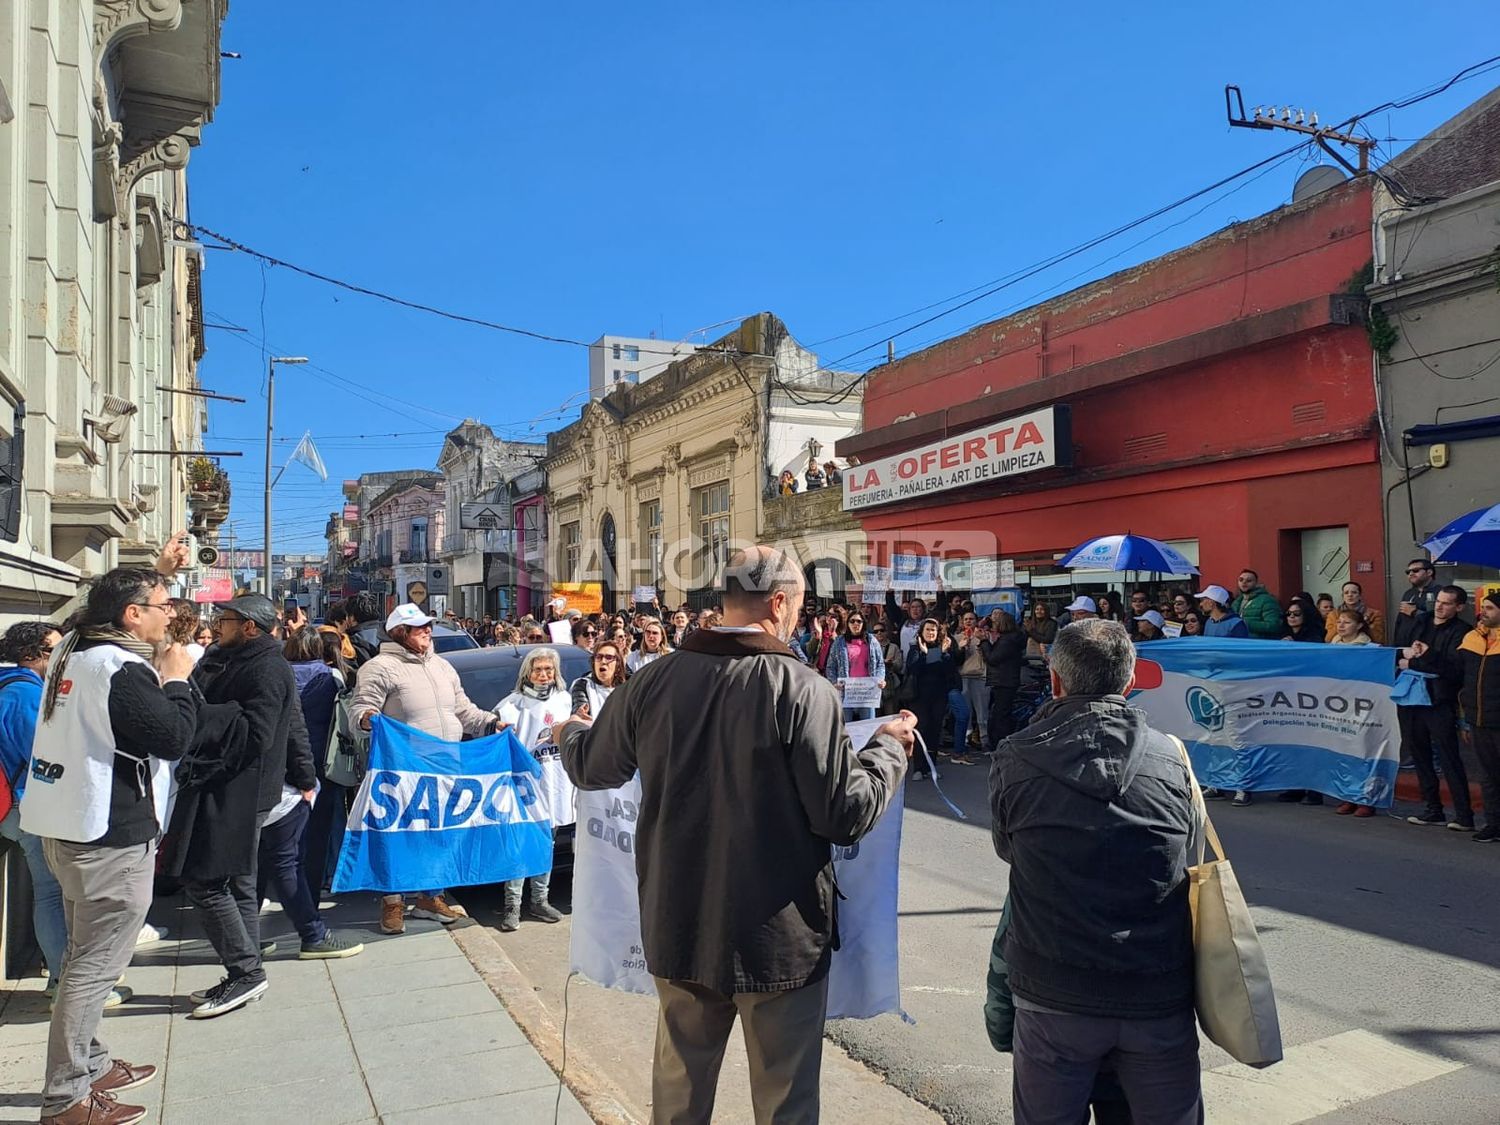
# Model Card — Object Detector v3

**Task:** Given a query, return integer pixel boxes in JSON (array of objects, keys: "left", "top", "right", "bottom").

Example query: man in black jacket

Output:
[
  {"left": 179, "top": 595, "right": 315, "bottom": 1018},
  {"left": 555, "top": 546, "right": 913, "bottom": 1124},
  {"left": 990, "top": 618, "right": 1202, "bottom": 1125},
  {"left": 1399, "top": 585, "right": 1474, "bottom": 831}
]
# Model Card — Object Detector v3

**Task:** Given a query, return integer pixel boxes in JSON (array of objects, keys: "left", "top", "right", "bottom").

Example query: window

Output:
[
  {"left": 409, "top": 518, "right": 428, "bottom": 559},
  {"left": 623, "top": 345, "right": 640, "bottom": 362},
  {"left": 562, "top": 521, "right": 581, "bottom": 581},
  {"left": 613, "top": 369, "right": 622, "bottom": 381},
  {"left": 640, "top": 500, "right": 662, "bottom": 583},
  {"left": 612, "top": 344, "right": 621, "bottom": 360},
  {"left": 694, "top": 482, "right": 731, "bottom": 588}
]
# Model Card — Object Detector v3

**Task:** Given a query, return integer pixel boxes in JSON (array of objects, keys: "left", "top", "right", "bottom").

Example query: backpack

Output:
[
  {"left": 0, "top": 670, "right": 38, "bottom": 821},
  {"left": 325, "top": 685, "right": 369, "bottom": 788}
]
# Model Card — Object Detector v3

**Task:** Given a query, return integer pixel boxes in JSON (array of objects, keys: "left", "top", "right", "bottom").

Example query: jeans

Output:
[
  {"left": 258, "top": 801, "right": 326, "bottom": 947},
  {"left": 41, "top": 839, "right": 155, "bottom": 1115},
  {"left": 505, "top": 829, "right": 555, "bottom": 909},
  {"left": 1012, "top": 1006, "right": 1203, "bottom": 1125},
  {"left": 0, "top": 807, "right": 68, "bottom": 987},
  {"left": 299, "top": 778, "right": 346, "bottom": 897},
  {"left": 1404, "top": 702, "right": 1474, "bottom": 823},
  {"left": 962, "top": 677, "right": 991, "bottom": 744},
  {"left": 948, "top": 687, "right": 972, "bottom": 752},
  {"left": 186, "top": 814, "right": 266, "bottom": 983}
]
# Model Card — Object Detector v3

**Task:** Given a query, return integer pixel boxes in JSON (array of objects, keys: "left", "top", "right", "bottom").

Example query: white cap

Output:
[
  {"left": 385, "top": 603, "right": 436, "bottom": 632},
  {"left": 1194, "top": 584, "right": 1232, "bottom": 606},
  {"left": 1064, "top": 596, "right": 1097, "bottom": 614},
  {"left": 1135, "top": 610, "right": 1166, "bottom": 630}
]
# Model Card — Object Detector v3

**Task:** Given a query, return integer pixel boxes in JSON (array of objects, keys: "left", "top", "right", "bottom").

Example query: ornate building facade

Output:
[
  {"left": 0, "top": 1, "right": 227, "bottom": 624},
  {"left": 543, "top": 313, "right": 864, "bottom": 611}
]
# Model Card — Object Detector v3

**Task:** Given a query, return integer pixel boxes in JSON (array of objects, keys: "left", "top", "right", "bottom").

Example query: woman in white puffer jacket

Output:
[{"left": 492, "top": 647, "right": 573, "bottom": 932}]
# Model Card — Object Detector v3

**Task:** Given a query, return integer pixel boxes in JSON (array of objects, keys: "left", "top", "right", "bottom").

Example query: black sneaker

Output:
[
  {"left": 188, "top": 978, "right": 229, "bottom": 1005},
  {"left": 1202, "top": 788, "right": 1228, "bottom": 801},
  {"left": 299, "top": 932, "right": 365, "bottom": 960},
  {"left": 1231, "top": 791, "right": 1253, "bottom": 807},
  {"left": 1473, "top": 825, "right": 1499, "bottom": 843},
  {"left": 1300, "top": 793, "right": 1323, "bottom": 806},
  {"left": 524, "top": 902, "right": 563, "bottom": 924},
  {"left": 187, "top": 974, "right": 267, "bottom": 1020},
  {"left": 1447, "top": 820, "right": 1475, "bottom": 833},
  {"left": 1407, "top": 811, "right": 1448, "bottom": 826}
]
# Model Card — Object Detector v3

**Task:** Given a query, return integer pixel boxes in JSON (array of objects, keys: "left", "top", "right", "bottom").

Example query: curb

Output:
[
  {"left": 1394, "top": 772, "right": 1485, "bottom": 811},
  {"left": 446, "top": 916, "right": 645, "bottom": 1125}
]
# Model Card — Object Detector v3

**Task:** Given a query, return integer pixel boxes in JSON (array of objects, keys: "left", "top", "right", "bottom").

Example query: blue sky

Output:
[{"left": 190, "top": 2, "right": 1500, "bottom": 553}]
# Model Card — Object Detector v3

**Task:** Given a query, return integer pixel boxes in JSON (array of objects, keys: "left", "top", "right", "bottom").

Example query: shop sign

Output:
[{"left": 842, "top": 406, "right": 1071, "bottom": 512}]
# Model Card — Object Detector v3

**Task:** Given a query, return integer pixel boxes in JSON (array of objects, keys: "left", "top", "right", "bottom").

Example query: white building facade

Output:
[
  {"left": 0, "top": 1, "right": 226, "bottom": 625},
  {"left": 588, "top": 334, "right": 694, "bottom": 400}
]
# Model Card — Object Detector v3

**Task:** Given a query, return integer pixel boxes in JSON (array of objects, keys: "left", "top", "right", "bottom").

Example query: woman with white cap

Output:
[
  {"left": 350, "top": 603, "right": 504, "bottom": 935},
  {"left": 1134, "top": 609, "right": 1167, "bottom": 642}
]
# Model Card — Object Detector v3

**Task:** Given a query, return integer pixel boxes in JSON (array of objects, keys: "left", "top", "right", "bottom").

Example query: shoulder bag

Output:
[
  {"left": 325, "top": 688, "right": 370, "bottom": 788},
  {"left": 1172, "top": 735, "right": 1283, "bottom": 1068}
]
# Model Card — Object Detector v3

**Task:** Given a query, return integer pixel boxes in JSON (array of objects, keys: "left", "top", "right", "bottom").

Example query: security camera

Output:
[{"left": 196, "top": 546, "right": 220, "bottom": 567}]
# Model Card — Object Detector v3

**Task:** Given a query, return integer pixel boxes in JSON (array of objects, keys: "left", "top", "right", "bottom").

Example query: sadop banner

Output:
[
  {"left": 568, "top": 717, "right": 910, "bottom": 1021},
  {"left": 1130, "top": 639, "right": 1399, "bottom": 807},
  {"left": 332, "top": 715, "right": 554, "bottom": 893}
]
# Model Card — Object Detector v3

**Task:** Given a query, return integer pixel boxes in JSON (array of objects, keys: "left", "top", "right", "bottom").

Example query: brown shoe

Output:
[
  {"left": 411, "top": 894, "right": 463, "bottom": 925},
  {"left": 379, "top": 897, "right": 406, "bottom": 935},
  {"left": 91, "top": 1059, "right": 157, "bottom": 1095},
  {"left": 42, "top": 1091, "right": 146, "bottom": 1125}
]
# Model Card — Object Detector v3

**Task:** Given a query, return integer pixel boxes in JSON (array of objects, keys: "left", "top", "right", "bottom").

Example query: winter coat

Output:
[
  {"left": 1022, "top": 616, "right": 1058, "bottom": 652},
  {"left": 1459, "top": 623, "right": 1500, "bottom": 728},
  {"left": 1391, "top": 582, "right": 1441, "bottom": 651},
  {"left": 172, "top": 635, "right": 313, "bottom": 880},
  {"left": 981, "top": 631, "right": 1027, "bottom": 689},
  {"left": 0, "top": 669, "right": 42, "bottom": 802},
  {"left": 1231, "top": 586, "right": 1284, "bottom": 640},
  {"left": 351, "top": 641, "right": 494, "bottom": 742},
  {"left": 291, "top": 661, "right": 338, "bottom": 781},
  {"left": 557, "top": 627, "right": 906, "bottom": 994},
  {"left": 570, "top": 675, "right": 615, "bottom": 720},
  {"left": 904, "top": 641, "right": 960, "bottom": 706},
  {"left": 989, "top": 693, "right": 1200, "bottom": 1019},
  {"left": 826, "top": 634, "right": 885, "bottom": 685},
  {"left": 1406, "top": 615, "right": 1471, "bottom": 706},
  {"left": 1203, "top": 613, "right": 1250, "bottom": 638}
]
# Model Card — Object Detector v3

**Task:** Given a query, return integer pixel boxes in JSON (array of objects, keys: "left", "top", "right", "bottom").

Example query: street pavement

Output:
[
  {"left": 475, "top": 757, "right": 1499, "bottom": 1125},
  {"left": 0, "top": 896, "right": 593, "bottom": 1125},
  {"left": 825, "top": 755, "right": 1500, "bottom": 1125}
]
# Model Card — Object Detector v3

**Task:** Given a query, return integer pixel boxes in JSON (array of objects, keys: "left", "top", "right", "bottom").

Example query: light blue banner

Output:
[
  {"left": 332, "top": 715, "right": 555, "bottom": 893},
  {"left": 1129, "top": 639, "right": 1400, "bottom": 807}
]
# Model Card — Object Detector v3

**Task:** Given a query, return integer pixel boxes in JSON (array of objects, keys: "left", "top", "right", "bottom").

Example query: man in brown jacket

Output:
[{"left": 555, "top": 546, "right": 914, "bottom": 1124}]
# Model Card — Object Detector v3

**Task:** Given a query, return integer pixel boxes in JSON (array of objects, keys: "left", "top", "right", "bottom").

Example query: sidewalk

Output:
[{"left": 0, "top": 894, "right": 592, "bottom": 1125}]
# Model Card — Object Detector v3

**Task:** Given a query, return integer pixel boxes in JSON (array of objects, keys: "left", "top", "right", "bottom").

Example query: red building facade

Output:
[{"left": 836, "top": 179, "right": 1385, "bottom": 609}]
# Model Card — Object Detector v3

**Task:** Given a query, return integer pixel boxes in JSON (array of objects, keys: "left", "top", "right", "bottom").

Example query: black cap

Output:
[{"left": 220, "top": 594, "right": 279, "bottom": 632}]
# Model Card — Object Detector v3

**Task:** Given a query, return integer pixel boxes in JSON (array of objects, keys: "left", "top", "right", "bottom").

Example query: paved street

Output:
[{"left": 476, "top": 760, "right": 1500, "bottom": 1125}]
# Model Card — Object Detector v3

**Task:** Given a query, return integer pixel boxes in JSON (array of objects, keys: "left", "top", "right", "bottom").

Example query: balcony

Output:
[
  {"left": 398, "top": 548, "right": 430, "bottom": 564},
  {"left": 369, "top": 553, "right": 393, "bottom": 570},
  {"left": 763, "top": 483, "right": 859, "bottom": 538}
]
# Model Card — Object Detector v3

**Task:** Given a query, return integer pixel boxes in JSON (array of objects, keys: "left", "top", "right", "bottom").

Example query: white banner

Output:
[
  {"left": 842, "top": 677, "right": 882, "bottom": 710},
  {"left": 843, "top": 406, "right": 1070, "bottom": 511},
  {"left": 568, "top": 717, "right": 907, "bottom": 1020}
]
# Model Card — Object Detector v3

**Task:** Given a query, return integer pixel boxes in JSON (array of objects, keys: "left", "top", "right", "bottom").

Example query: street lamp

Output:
[{"left": 264, "top": 356, "right": 309, "bottom": 596}]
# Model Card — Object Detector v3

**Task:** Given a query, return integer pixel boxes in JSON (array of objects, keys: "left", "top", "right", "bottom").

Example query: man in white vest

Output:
[{"left": 21, "top": 564, "right": 198, "bottom": 1125}]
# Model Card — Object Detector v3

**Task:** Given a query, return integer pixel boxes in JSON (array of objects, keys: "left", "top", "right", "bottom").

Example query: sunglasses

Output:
[
  {"left": 1406, "top": 568, "right": 1429, "bottom": 575},
  {"left": 594, "top": 654, "right": 618, "bottom": 662},
  {"left": 580, "top": 630, "right": 597, "bottom": 638},
  {"left": 1287, "top": 611, "right": 1304, "bottom": 618}
]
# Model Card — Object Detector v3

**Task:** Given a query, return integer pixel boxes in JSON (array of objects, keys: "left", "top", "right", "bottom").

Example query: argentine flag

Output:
[
  {"left": 332, "top": 716, "right": 555, "bottom": 893},
  {"left": 1130, "top": 639, "right": 1400, "bottom": 807}
]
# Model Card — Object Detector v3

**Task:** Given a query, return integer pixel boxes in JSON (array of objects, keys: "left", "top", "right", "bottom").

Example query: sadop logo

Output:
[{"left": 1186, "top": 685, "right": 1226, "bottom": 733}]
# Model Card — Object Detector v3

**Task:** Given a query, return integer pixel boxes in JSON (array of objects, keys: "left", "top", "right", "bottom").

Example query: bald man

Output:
[{"left": 556, "top": 545, "right": 914, "bottom": 1124}]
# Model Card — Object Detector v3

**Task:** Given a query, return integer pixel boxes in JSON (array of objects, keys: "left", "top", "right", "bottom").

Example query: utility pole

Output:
[
  {"left": 263, "top": 355, "right": 308, "bottom": 596},
  {"left": 1224, "top": 86, "right": 1377, "bottom": 174}
]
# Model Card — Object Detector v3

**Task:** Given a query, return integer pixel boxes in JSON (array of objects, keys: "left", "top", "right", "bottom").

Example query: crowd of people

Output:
[{"left": 3, "top": 536, "right": 1498, "bottom": 1124}]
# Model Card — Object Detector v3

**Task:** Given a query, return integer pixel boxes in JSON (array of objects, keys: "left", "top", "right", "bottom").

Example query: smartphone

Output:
[{"left": 283, "top": 597, "right": 299, "bottom": 614}]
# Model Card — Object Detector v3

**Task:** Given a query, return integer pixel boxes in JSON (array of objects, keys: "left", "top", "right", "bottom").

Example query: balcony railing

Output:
[{"left": 399, "top": 548, "right": 430, "bottom": 564}]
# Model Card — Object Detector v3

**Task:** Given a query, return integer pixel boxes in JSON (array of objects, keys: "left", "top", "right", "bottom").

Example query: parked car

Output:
[
  {"left": 352, "top": 619, "right": 478, "bottom": 654},
  {"left": 441, "top": 643, "right": 593, "bottom": 872}
]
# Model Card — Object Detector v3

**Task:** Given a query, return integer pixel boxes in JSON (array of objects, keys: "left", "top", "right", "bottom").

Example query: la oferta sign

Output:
[{"left": 842, "top": 405, "right": 1072, "bottom": 512}]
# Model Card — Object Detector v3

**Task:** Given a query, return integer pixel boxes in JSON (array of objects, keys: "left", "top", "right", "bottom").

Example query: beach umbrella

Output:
[
  {"left": 1422, "top": 503, "right": 1500, "bottom": 567},
  {"left": 1058, "top": 534, "right": 1199, "bottom": 575}
]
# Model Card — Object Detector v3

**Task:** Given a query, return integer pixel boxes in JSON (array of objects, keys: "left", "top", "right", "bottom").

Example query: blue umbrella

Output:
[
  {"left": 1058, "top": 534, "right": 1200, "bottom": 575},
  {"left": 1422, "top": 503, "right": 1500, "bottom": 567}
]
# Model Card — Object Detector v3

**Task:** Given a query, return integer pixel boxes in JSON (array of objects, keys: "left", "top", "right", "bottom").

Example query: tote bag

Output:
[{"left": 1172, "top": 736, "right": 1283, "bottom": 1068}]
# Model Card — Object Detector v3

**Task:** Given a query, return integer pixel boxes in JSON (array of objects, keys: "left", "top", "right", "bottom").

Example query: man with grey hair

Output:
[
  {"left": 989, "top": 619, "right": 1203, "bottom": 1124},
  {"left": 555, "top": 544, "right": 915, "bottom": 1124}
]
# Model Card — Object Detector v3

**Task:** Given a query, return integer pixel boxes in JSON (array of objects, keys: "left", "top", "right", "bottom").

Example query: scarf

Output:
[
  {"left": 520, "top": 680, "right": 556, "bottom": 701},
  {"left": 43, "top": 625, "right": 159, "bottom": 721}
]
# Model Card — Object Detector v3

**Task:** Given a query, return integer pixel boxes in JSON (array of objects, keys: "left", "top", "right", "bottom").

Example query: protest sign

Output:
[
  {"left": 842, "top": 677, "right": 882, "bottom": 710},
  {"left": 332, "top": 716, "right": 554, "bottom": 893},
  {"left": 569, "top": 716, "right": 909, "bottom": 1020},
  {"left": 1130, "top": 639, "right": 1399, "bottom": 806},
  {"left": 547, "top": 620, "right": 572, "bottom": 645},
  {"left": 631, "top": 584, "right": 656, "bottom": 604},
  {"left": 861, "top": 565, "right": 891, "bottom": 599}
]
